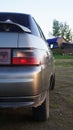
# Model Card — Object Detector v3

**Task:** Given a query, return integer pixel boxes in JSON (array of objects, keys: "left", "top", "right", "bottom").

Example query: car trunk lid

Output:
[
  {"left": 0, "top": 20, "right": 31, "bottom": 48},
  {"left": 0, "top": 32, "right": 18, "bottom": 48}
]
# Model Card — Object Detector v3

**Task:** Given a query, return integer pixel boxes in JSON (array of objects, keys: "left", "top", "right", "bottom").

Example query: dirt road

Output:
[{"left": 0, "top": 59, "right": 73, "bottom": 130}]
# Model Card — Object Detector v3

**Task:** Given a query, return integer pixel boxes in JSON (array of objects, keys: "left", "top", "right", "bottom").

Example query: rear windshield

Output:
[{"left": 0, "top": 13, "right": 30, "bottom": 28}]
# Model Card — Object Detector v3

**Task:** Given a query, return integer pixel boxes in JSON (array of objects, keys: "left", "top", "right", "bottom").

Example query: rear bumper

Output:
[
  {"left": 0, "top": 92, "right": 46, "bottom": 108},
  {"left": 0, "top": 66, "right": 42, "bottom": 96},
  {"left": 0, "top": 66, "right": 47, "bottom": 108}
]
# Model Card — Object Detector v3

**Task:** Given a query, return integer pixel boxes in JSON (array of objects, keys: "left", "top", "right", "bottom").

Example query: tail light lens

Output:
[{"left": 12, "top": 49, "right": 40, "bottom": 66}]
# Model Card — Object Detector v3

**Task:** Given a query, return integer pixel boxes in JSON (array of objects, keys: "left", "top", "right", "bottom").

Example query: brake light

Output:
[
  {"left": 12, "top": 57, "right": 40, "bottom": 65},
  {"left": 12, "top": 49, "right": 40, "bottom": 66}
]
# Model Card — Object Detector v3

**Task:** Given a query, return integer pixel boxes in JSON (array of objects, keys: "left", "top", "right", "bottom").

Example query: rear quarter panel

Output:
[{"left": 18, "top": 33, "right": 53, "bottom": 90}]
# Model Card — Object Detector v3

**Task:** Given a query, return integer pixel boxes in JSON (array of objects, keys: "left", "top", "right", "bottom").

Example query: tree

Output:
[
  {"left": 53, "top": 20, "right": 60, "bottom": 37},
  {"left": 52, "top": 19, "right": 73, "bottom": 41}
]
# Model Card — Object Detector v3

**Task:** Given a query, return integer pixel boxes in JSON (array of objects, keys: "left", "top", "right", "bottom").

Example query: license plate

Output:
[{"left": 0, "top": 49, "right": 11, "bottom": 65}]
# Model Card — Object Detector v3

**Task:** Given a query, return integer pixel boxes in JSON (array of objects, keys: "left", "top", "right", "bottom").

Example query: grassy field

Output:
[
  {"left": 54, "top": 54, "right": 73, "bottom": 59},
  {"left": 0, "top": 55, "right": 73, "bottom": 130},
  {"left": 49, "top": 56, "right": 73, "bottom": 130},
  {"left": 54, "top": 54, "right": 73, "bottom": 67}
]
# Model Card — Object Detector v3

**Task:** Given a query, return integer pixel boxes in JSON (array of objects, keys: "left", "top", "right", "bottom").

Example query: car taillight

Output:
[
  {"left": 12, "top": 49, "right": 40, "bottom": 66},
  {"left": 12, "top": 57, "right": 40, "bottom": 65}
]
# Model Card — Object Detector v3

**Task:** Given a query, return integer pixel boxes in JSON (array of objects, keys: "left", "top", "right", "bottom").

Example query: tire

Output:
[
  {"left": 49, "top": 74, "right": 55, "bottom": 90},
  {"left": 32, "top": 90, "right": 49, "bottom": 121}
]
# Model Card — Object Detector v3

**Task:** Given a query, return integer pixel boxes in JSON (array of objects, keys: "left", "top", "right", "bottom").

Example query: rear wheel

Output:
[
  {"left": 49, "top": 74, "right": 55, "bottom": 90},
  {"left": 32, "top": 90, "right": 49, "bottom": 121}
]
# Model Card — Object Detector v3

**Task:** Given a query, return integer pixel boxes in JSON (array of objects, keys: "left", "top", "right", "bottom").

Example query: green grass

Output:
[
  {"left": 54, "top": 54, "right": 73, "bottom": 67},
  {"left": 49, "top": 58, "right": 73, "bottom": 129},
  {"left": 64, "top": 96, "right": 73, "bottom": 104},
  {"left": 55, "top": 61, "right": 73, "bottom": 67},
  {"left": 54, "top": 54, "right": 73, "bottom": 59}
]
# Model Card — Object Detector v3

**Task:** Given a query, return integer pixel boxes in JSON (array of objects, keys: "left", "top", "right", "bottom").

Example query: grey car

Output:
[{"left": 0, "top": 12, "right": 55, "bottom": 121}]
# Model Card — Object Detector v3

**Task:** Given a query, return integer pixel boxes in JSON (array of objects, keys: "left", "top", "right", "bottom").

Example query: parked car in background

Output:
[{"left": 0, "top": 12, "right": 55, "bottom": 121}]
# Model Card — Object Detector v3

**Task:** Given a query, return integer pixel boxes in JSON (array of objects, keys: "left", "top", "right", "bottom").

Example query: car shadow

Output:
[{"left": 0, "top": 108, "right": 33, "bottom": 124}]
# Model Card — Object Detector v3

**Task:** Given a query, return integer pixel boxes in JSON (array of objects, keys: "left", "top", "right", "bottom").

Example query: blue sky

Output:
[{"left": 0, "top": 0, "right": 73, "bottom": 38}]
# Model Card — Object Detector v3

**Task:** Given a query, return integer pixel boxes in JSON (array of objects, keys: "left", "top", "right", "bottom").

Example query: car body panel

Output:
[
  {"left": 0, "top": 32, "right": 18, "bottom": 47},
  {"left": 18, "top": 33, "right": 49, "bottom": 50},
  {"left": 0, "top": 66, "right": 49, "bottom": 108},
  {"left": 0, "top": 66, "right": 42, "bottom": 96},
  {"left": 0, "top": 12, "right": 55, "bottom": 108}
]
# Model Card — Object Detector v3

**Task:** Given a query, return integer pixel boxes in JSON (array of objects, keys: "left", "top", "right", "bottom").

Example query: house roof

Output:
[
  {"left": 47, "top": 37, "right": 68, "bottom": 44},
  {"left": 47, "top": 37, "right": 58, "bottom": 45}
]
